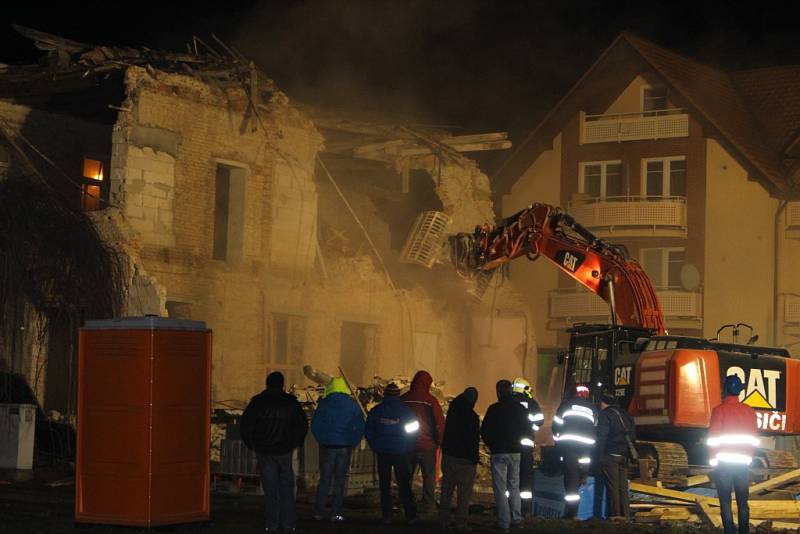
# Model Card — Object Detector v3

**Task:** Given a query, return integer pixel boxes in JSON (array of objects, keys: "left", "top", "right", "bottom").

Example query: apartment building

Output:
[{"left": 495, "top": 33, "right": 800, "bottom": 372}]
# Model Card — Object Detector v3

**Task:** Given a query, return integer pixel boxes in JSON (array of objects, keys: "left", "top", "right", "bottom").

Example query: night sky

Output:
[{"left": 4, "top": 1, "right": 800, "bottom": 173}]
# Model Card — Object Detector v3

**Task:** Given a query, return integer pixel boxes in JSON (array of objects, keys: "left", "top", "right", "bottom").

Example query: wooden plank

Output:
[
  {"left": 630, "top": 481, "right": 718, "bottom": 504},
  {"left": 749, "top": 468, "right": 800, "bottom": 495},
  {"left": 685, "top": 474, "right": 709, "bottom": 487},
  {"left": 398, "top": 139, "right": 512, "bottom": 156},
  {"left": 697, "top": 499, "right": 722, "bottom": 528}
]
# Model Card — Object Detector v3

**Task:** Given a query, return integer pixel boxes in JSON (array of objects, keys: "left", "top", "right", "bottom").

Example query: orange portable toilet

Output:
[{"left": 75, "top": 317, "right": 212, "bottom": 526}]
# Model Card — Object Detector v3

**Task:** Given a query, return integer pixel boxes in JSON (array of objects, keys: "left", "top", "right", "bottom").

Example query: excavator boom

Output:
[{"left": 449, "top": 202, "right": 666, "bottom": 334}]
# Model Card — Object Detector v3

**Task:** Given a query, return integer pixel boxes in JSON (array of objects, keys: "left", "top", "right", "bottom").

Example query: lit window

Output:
[{"left": 81, "top": 157, "right": 105, "bottom": 211}]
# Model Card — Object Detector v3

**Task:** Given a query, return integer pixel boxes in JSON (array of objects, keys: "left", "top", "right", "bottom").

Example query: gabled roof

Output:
[{"left": 495, "top": 32, "right": 799, "bottom": 198}]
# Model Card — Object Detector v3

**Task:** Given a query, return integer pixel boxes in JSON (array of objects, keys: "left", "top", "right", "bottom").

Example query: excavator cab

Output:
[{"left": 562, "top": 324, "right": 653, "bottom": 409}]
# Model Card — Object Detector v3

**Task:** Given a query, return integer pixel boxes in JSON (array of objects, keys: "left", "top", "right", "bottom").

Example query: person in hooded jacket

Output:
[
  {"left": 311, "top": 377, "right": 366, "bottom": 522},
  {"left": 365, "top": 383, "right": 420, "bottom": 524},
  {"left": 240, "top": 371, "right": 308, "bottom": 533},
  {"left": 401, "top": 370, "right": 446, "bottom": 512},
  {"left": 439, "top": 387, "right": 480, "bottom": 531},
  {"left": 480, "top": 380, "right": 532, "bottom": 532}
]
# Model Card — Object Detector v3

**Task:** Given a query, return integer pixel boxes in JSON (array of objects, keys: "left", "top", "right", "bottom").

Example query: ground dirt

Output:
[{"left": 0, "top": 481, "right": 716, "bottom": 534}]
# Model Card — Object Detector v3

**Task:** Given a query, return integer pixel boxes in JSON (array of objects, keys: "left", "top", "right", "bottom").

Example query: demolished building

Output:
[{"left": 0, "top": 26, "right": 538, "bottom": 416}]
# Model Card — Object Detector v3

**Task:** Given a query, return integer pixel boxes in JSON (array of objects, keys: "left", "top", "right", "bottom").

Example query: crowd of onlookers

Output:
[
  {"left": 239, "top": 369, "right": 646, "bottom": 533},
  {"left": 241, "top": 360, "right": 762, "bottom": 534}
]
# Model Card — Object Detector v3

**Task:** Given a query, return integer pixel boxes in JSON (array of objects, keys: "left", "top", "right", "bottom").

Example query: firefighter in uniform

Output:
[
  {"left": 553, "top": 384, "right": 597, "bottom": 519},
  {"left": 511, "top": 378, "right": 544, "bottom": 517},
  {"left": 708, "top": 375, "right": 758, "bottom": 534}
]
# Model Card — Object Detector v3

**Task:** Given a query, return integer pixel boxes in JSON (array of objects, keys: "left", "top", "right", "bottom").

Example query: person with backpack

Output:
[
  {"left": 311, "top": 376, "right": 366, "bottom": 522},
  {"left": 240, "top": 371, "right": 308, "bottom": 533},
  {"left": 595, "top": 392, "right": 636, "bottom": 519}
]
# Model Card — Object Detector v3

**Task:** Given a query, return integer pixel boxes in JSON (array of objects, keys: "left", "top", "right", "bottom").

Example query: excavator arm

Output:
[{"left": 449, "top": 202, "right": 666, "bottom": 334}]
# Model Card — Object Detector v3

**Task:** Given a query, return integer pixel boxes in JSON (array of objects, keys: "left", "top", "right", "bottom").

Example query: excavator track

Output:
[{"left": 636, "top": 441, "right": 689, "bottom": 487}]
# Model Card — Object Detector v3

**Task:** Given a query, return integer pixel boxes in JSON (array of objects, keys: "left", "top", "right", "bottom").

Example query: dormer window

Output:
[{"left": 642, "top": 86, "right": 669, "bottom": 115}]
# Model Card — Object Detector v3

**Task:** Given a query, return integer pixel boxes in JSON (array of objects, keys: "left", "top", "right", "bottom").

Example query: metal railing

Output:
[{"left": 581, "top": 108, "right": 689, "bottom": 143}]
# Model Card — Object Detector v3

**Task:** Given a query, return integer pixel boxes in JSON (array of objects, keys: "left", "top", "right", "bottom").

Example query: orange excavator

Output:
[{"left": 449, "top": 202, "right": 800, "bottom": 484}]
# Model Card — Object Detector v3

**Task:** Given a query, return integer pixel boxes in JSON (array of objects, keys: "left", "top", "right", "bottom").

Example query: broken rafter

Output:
[
  {"left": 12, "top": 24, "right": 89, "bottom": 53},
  {"left": 351, "top": 131, "right": 511, "bottom": 160},
  {"left": 749, "top": 467, "right": 800, "bottom": 495}
]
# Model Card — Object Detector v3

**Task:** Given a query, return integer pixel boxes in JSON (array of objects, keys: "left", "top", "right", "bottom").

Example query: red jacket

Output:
[
  {"left": 707, "top": 395, "right": 759, "bottom": 467},
  {"left": 401, "top": 371, "right": 446, "bottom": 452}
]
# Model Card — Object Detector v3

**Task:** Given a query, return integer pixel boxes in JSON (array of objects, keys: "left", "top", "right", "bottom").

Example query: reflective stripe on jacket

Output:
[
  {"left": 707, "top": 395, "right": 759, "bottom": 466},
  {"left": 553, "top": 397, "right": 597, "bottom": 445}
]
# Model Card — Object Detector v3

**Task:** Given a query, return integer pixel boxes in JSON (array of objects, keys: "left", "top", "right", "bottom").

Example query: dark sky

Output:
[{"left": 4, "top": 1, "right": 800, "bottom": 170}]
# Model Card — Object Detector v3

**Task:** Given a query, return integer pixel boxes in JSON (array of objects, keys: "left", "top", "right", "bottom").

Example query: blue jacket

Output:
[
  {"left": 311, "top": 392, "right": 365, "bottom": 447},
  {"left": 365, "top": 396, "right": 419, "bottom": 454}
]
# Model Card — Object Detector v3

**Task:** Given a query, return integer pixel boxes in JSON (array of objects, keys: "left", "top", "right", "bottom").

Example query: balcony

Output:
[
  {"left": 548, "top": 288, "right": 703, "bottom": 330},
  {"left": 580, "top": 109, "right": 689, "bottom": 144},
  {"left": 785, "top": 202, "right": 800, "bottom": 240},
  {"left": 784, "top": 294, "right": 800, "bottom": 324},
  {"left": 568, "top": 196, "right": 687, "bottom": 238}
]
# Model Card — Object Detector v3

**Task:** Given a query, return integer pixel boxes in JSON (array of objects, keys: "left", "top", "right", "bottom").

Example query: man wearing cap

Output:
[
  {"left": 511, "top": 378, "right": 543, "bottom": 517},
  {"left": 595, "top": 392, "right": 635, "bottom": 519},
  {"left": 311, "top": 377, "right": 366, "bottom": 522},
  {"left": 241, "top": 371, "right": 309, "bottom": 533},
  {"left": 708, "top": 375, "right": 758, "bottom": 534},
  {"left": 553, "top": 384, "right": 597, "bottom": 519},
  {"left": 365, "top": 383, "right": 420, "bottom": 524},
  {"left": 480, "top": 379, "right": 532, "bottom": 532}
]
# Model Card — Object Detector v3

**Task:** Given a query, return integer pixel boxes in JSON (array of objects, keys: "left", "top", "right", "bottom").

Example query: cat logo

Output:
[
  {"left": 562, "top": 252, "right": 579, "bottom": 272},
  {"left": 614, "top": 366, "right": 632, "bottom": 386},
  {"left": 725, "top": 366, "right": 782, "bottom": 410},
  {"left": 555, "top": 250, "right": 585, "bottom": 273}
]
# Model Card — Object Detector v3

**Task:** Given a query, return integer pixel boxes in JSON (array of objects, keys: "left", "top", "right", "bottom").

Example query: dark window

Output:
[
  {"left": 670, "top": 159, "right": 687, "bottom": 197},
  {"left": 213, "top": 164, "right": 246, "bottom": 261},
  {"left": 643, "top": 86, "right": 669, "bottom": 114}
]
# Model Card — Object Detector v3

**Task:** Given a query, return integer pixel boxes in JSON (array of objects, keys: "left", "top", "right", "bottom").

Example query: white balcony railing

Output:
[
  {"left": 549, "top": 288, "right": 703, "bottom": 327},
  {"left": 786, "top": 202, "right": 800, "bottom": 229},
  {"left": 567, "top": 196, "right": 687, "bottom": 237},
  {"left": 784, "top": 294, "right": 800, "bottom": 324},
  {"left": 581, "top": 109, "right": 689, "bottom": 144}
]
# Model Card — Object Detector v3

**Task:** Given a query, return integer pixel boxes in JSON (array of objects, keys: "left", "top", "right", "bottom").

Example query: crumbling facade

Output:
[{"left": 0, "top": 28, "right": 536, "bottom": 414}]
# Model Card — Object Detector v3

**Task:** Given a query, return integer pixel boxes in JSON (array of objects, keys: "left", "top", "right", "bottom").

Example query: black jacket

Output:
[
  {"left": 441, "top": 393, "right": 480, "bottom": 464},
  {"left": 240, "top": 388, "right": 309, "bottom": 455},
  {"left": 596, "top": 405, "right": 636, "bottom": 457},
  {"left": 553, "top": 396, "right": 597, "bottom": 447},
  {"left": 480, "top": 395, "right": 531, "bottom": 454},
  {"left": 511, "top": 392, "right": 544, "bottom": 432}
]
